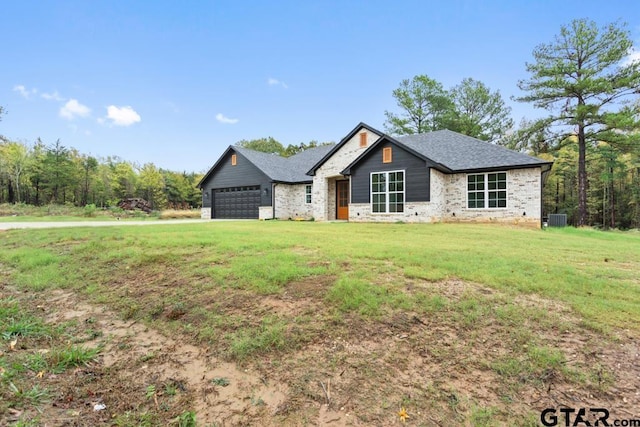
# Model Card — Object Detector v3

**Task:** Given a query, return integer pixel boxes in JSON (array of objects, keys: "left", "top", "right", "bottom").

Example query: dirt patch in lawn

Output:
[
  {"left": 2, "top": 276, "right": 639, "bottom": 426},
  {"left": 2, "top": 287, "right": 287, "bottom": 426}
]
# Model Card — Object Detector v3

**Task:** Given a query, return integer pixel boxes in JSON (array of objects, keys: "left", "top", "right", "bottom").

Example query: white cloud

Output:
[
  {"left": 41, "top": 91, "right": 65, "bottom": 101},
  {"left": 59, "top": 99, "right": 91, "bottom": 120},
  {"left": 104, "top": 105, "right": 141, "bottom": 126},
  {"left": 622, "top": 47, "right": 640, "bottom": 66},
  {"left": 267, "top": 77, "right": 288, "bottom": 89},
  {"left": 13, "top": 85, "right": 37, "bottom": 99},
  {"left": 216, "top": 113, "right": 239, "bottom": 124}
]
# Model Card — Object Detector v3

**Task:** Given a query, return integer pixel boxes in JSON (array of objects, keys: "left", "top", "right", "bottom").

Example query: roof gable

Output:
[
  {"left": 341, "top": 129, "right": 551, "bottom": 175},
  {"left": 197, "top": 145, "right": 236, "bottom": 188},
  {"left": 306, "top": 122, "right": 383, "bottom": 176},
  {"left": 198, "top": 144, "right": 335, "bottom": 188}
]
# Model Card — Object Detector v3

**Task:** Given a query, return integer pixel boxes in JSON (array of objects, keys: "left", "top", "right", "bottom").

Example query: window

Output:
[
  {"left": 383, "top": 147, "right": 392, "bottom": 163},
  {"left": 359, "top": 132, "right": 367, "bottom": 148},
  {"left": 467, "top": 172, "right": 507, "bottom": 208},
  {"left": 305, "top": 185, "right": 312, "bottom": 204},
  {"left": 371, "top": 171, "right": 404, "bottom": 213},
  {"left": 231, "top": 154, "right": 237, "bottom": 166}
]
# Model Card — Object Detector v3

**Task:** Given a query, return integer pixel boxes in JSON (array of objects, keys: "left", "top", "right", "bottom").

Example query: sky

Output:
[{"left": 1, "top": 0, "right": 639, "bottom": 173}]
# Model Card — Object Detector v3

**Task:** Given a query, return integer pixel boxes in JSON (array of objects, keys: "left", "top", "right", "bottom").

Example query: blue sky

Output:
[{"left": 2, "top": 1, "right": 639, "bottom": 173}]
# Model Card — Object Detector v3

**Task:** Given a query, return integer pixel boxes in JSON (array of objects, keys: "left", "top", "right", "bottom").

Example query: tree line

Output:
[
  {"left": 235, "top": 137, "right": 334, "bottom": 157},
  {"left": 0, "top": 137, "right": 203, "bottom": 210}
]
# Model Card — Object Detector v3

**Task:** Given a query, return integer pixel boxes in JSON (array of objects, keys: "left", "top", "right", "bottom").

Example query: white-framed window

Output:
[
  {"left": 467, "top": 172, "right": 507, "bottom": 209},
  {"left": 305, "top": 185, "right": 312, "bottom": 204},
  {"left": 371, "top": 170, "right": 404, "bottom": 213}
]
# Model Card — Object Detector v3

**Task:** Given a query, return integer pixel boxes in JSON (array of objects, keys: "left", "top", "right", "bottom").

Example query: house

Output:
[{"left": 198, "top": 122, "right": 552, "bottom": 227}]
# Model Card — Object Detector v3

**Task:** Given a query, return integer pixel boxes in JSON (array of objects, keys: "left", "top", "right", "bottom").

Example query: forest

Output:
[{"left": 0, "top": 137, "right": 203, "bottom": 211}]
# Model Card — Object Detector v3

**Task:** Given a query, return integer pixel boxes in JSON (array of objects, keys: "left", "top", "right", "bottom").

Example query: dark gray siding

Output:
[
  {"left": 200, "top": 150, "right": 272, "bottom": 211},
  {"left": 350, "top": 142, "right": 431, "bottom": 203}
]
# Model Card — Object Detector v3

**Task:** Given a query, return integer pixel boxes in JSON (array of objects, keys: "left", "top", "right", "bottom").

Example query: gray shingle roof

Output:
[
  {"left": 234, "top": 144, "right": 335, "bottom": 183},
  {"left": 395, "top": 130, "right": 549, "bottom": 171}
]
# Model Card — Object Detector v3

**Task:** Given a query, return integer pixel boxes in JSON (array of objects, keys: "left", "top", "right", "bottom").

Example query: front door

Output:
[{"left": 336, "top": 180, "right": 349, "bottom": 220}]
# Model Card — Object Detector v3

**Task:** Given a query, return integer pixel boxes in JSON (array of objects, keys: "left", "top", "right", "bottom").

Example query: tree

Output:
[
  {"left": 110, "top": 159, "right": 137, "bottom": 202},
  {"left": 26, "top": 139, "right": 47, "bottom": 205},
  {"left": 42, "top": 140, "right": 76, "bottom": 204},
  {"left": 162, "top": 170, "right": 201, "bottom": 208},
  {"left": 501, "top": 118, "right": 554, "bottom": 155},
  {"left": 384, "top": 75, "right": 454, "bottom": 135},
  {"left": 0, "top": 141, "right": 30, "bottom": 203},
  {"left": 93, "top": 162, "right": 115, "bottom": 207},
  {"left": 283, "top": 140, "right": 334, "bottom": 157},
  {"left": 236, "top": 137, "right": 285, "bottom": 155},
  {"left": 516, "top": 19, "right": 640, "bottom": 226},
  {"left": 137, "top": 163, "right": 167, "bottom": 209},
  {"left": 80, "top": 155, "right": 98, "bottom": 205},
  {"left": 447, "top": 78, "right": 514, "bottom": 142}
]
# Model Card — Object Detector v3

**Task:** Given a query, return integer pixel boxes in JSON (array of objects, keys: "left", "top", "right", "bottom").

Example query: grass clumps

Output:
[
  {"left": 0, "top": 297, "right": 100, "bottom": 424},
  {"left": 227, "top": 317, "right": 289, "bottom": 361},
  {"left": 326, "top": 277, "right": 387, "bottom": 316}
]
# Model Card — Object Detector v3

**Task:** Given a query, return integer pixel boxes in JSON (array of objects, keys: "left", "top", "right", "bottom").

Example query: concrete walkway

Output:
[{"left": 0, "top": 219, "right": 210, "bottom": 230}]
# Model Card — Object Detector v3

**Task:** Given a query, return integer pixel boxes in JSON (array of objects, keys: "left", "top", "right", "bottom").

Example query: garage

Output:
[{"left": 212, "top": 186, "right": 261, "bottom": 219}]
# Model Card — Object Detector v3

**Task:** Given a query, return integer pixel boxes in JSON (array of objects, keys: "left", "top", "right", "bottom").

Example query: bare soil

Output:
[{"left": 2, "top": 276, "right": 639, "bottom": 426}]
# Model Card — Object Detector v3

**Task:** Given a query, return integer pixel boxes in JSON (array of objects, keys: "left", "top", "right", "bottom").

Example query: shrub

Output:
[{"left": 83, "top": 204, "right": 97, "bottom": 217}]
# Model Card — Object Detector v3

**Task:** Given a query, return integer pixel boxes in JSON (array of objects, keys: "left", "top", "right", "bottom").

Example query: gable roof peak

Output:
[{"left": 306, "top": 122, "right": 385, "bottom": 175}]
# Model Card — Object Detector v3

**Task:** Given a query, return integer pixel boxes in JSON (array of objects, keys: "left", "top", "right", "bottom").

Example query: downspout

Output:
[
  {"left": 540, "top": 164, "right": 552, "bottom": 228},
  {"left": 272, "top": 183, "right": 277, "bottom": 220}
]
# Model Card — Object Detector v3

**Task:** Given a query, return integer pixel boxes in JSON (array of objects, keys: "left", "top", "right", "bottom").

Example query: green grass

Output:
[
  {"left": 1, "top": 222, "right": 638, "bottom": 329},
  {"left": 47, "top": 345, "right": 101, "bottom": 373},
  {"left": 327, "top": 276, "right": 388, "bottom": 316},
  {"left": 227, "top": 316, "right": 289, "bottom": 360},
  {"left": 8, "top": 383, "right": 51, "bottom": 409},
  {"left": 0, "top": 294, "right": 101, "bottom": 421},
  {"left": 1, "top": 221, "right": 639, "bottom": 425}
]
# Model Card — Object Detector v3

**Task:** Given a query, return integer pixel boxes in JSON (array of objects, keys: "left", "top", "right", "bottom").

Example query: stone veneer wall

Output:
[
  {"left": 312, "top": 128, "right": 380, "bottom": 221},
  {"left": 442, "top": 168, "right": 542, "bottom": 227},
  {"left": 201, "top": 207, "right": 211, "bottom": 219},
  {"left": 259, "top": 206, "right": 273, "bottom": 220},
  {"left": 274, "top": 184, "right": 313, "bottom": 220},
  {"left": 349, "top": 202, "right": 438, "bottom": 223},
  {"left": 348, "top": 167, "right": 542, "bottom": 227}
]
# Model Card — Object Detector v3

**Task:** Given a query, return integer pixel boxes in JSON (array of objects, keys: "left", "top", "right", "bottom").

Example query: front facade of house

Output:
[{"left": 198, "top": 123, "right": 552, "bottom": 227}]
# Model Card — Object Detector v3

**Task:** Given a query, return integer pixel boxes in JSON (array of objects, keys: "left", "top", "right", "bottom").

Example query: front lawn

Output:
[{"left": 1, "top": 222, "right": 638, "bottom": 425}]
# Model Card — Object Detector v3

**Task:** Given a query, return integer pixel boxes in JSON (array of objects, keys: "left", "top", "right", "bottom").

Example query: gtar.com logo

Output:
[
  {"left": 540, "top": 407, "right": 640, "bottom": 427},
  {"left": 540, "top": 408, "right": 609, "bottom": 426}
]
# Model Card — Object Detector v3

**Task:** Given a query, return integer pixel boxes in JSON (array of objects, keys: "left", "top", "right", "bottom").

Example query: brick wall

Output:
[
  {"left": 313, "top": 128, "right": 380, "bottom": 220},
  {"left": 274, "top": 184, "right": 313, "bottom": 220},
  {"left": 443, "top": 168, "right": 541, "bottom": 227}
]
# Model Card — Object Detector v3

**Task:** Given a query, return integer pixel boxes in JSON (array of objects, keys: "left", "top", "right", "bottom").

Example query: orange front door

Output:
[{"left": 336, "top": 180, "right": 349, "bottom": 220}]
